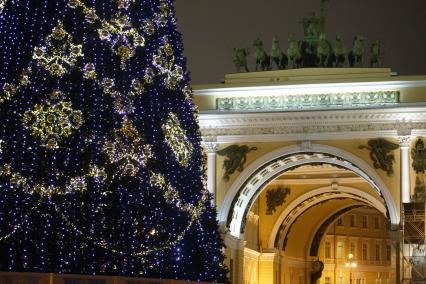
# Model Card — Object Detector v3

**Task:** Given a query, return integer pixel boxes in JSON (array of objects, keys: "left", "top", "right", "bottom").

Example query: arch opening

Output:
[{"left": 219, "top": 143, "right": 399, "bottom": 239}]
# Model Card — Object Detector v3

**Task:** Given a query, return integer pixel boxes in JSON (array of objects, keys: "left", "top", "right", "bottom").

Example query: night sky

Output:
[{"left": 175, "top": 0, "right": 426, "bottom": 84}]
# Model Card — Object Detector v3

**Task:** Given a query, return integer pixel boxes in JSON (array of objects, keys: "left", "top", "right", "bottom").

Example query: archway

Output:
[
  {"left": 268, "top": 185, "right": 388, "bottom": 251},
  {"left": 219, "top": 143, "right": 399, "bottom": 238}
]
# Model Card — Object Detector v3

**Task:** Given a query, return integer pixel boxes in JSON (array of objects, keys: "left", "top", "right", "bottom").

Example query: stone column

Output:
[
  {"left": 399, "top": 136, "right": 411, "bottom": 203},
  {"left": 390, "top": 224, "right": 403, "bottom": 284},
  {"left": 224, "top": 233, "right": 246, "bottom": 284},
  {"left": 203, "top": 141, "right": 218, "bottom": 205}
]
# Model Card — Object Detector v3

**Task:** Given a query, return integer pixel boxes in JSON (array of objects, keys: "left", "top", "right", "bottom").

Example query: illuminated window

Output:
[
  {"left": 362, "top": 243, "right": 368, "bottom": 260},
  {"left": 375, "top": 244, "right": 381, "bottom": 261},
  {"left": 362, "top": 216, "right": 368, "bottom": 228},
  {"left": 350, "top": 215, "right": 356, "bottom": 227},
  {"left": 337, "top": 218, "right": 344, "bottom": 226},
  {"left": 374, "top": 216, "right": 380, "bottom": 229},
  {"left": 350, "top": 242, "right": 356, "bottom": 256},
  {"left": 325, "top": 277, "right": 331, "bottom": 284},
  {"left": 325, "top": 241, "right": 331, "bottom": 259},
  {"left": 337, "top": 277, "right": 343, "bottom": 284},
  {"left": 386, "top": 245, "right": 391, "bottom": 261},
  {"left": 337, "top": 241, "right": 344, "bottom": 259}
]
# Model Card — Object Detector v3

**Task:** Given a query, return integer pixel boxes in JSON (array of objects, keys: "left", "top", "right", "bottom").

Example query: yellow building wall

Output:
[{"left": 318, "top": 209, "right": 393, "bottom": 284}]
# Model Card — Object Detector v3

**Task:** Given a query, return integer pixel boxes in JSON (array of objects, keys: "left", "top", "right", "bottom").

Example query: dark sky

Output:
[{"left": 174, "top": 0, "right": 426, "bottom": 84}]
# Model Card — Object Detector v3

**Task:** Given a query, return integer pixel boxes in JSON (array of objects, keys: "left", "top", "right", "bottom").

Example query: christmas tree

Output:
[{"left": 0, "top": 0, "right": 227, "bottom": 281}]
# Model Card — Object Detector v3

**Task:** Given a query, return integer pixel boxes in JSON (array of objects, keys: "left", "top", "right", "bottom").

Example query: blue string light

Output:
[{"left": 0, "top": 0, "right": 228, "bottom": 281}]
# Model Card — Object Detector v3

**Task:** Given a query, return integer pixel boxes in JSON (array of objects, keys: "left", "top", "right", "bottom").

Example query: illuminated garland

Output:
[
  {"left": 162, "top": 112, "right": 194, "bottom": 167},
  {"left": 33, "top": 21, "right": 83, "bottom": 76},
  {"left": 68, "top": 0, "right": 145, "bottom": 69},
  {"left": 0, "top": 0, "right": 6, "bottom": 14},
  {"left": 103, "top": 118, "right": 153, "bottom": 177},
  {"left": 22, "top": 90, "right": 84, "bottom": 149},
  {"left": 0, "top": 164, "right": 87, "bottom": 196},
  {"left": 1, "top": 67, "right": 31, "bottom": 103}
]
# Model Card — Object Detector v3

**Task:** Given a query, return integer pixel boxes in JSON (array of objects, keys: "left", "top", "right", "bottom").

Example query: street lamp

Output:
[{"left": 345, "top": 253, "right": 357, "bottom": 284}]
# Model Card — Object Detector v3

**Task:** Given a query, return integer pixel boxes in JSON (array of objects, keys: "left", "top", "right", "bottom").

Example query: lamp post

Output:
[{"left": 345, "top": 253, "right": 357, "bottom": 284}]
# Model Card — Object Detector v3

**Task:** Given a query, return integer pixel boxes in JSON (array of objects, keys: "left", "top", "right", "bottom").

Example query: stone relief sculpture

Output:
[
  {"left": 359, "top": 138, "right": 399, "bottom": 176},
  {"left": 266, "top": 187, "right": 291, "bottom": 215},
  {"left": 217, "top": 145, "right": 258, "bottom": 181},
  {"left": 411, "top": 139, "right": 426, "bottom": 173},
  {"left": 411, "top": 138, "right": 426, "bottom": 202}
]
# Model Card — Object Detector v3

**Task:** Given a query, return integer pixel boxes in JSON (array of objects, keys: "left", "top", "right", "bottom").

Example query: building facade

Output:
[{"left": 194, "top": 68, "right": 426, "bottom": 284}]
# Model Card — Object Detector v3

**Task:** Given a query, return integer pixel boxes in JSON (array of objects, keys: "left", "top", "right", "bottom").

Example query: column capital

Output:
[
  {"left": 203, "top": 141, "right": 219, "bottom": 153},
  {"left": 398, "top": 136, "right": 411, "bottom": 148}
]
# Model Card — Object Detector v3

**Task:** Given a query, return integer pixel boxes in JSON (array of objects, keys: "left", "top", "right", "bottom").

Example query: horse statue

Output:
[
  {"left": 316, "top": 33, "right": 331, "bottom": 67},
  {"left": 370, "top": 40, "right": 382, "bottom": 67},
  {"left": 270, "top": 36, "right": 288, "bottom": 70},
  {"left": 252, "top": 39, "right": 271, "bottom": 71},
  {"left": 349, "top": 34, "right": 365, "bottom": 67},
  {"left": 333, "top": 34, "right": 347, "bottom": 67},
  {"left": 287, "top": 36, "right": 302, "bottom": 69},
  {"left": 233, "top": 47, "right": 250, "bottom": 72}
]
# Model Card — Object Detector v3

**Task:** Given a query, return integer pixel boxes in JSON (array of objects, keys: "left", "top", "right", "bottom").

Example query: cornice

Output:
[{"left": 199, "top": 106, "right": 426, "bottom": 142}]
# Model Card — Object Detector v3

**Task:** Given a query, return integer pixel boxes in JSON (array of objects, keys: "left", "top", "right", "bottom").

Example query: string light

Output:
[{"left": 0, "top": 0, "right": 228, "bottom": 281}]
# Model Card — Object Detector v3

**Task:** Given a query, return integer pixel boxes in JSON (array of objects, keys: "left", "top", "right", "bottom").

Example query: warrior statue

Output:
[
  {"left": 370, "top": 40, "right": 382, "bottom": 67},
  {"left": 287, "top": 36, "right": 302, "bottom": 69},
  {"left": 270, "top": 36, "right": 288, "bottom": 70},
  {"left": 349, "top": 34, "right": 365, "bottom": 67},
  {"left": 316, "top": 33, "right": 331, "bottom": 67},
  {"left": 334, "top": 34, "right": 347, "bottom": 67},
  {"left": 252, "top": 39, "right": 271, "bottom": 71},
  {"left": 233, "top": 47, "right": 250, "bottom": 72}
]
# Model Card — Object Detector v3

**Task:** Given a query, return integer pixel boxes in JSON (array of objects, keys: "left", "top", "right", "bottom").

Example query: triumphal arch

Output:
[{"left": 195, "top": 68, "right": 426, "bottom": 284}]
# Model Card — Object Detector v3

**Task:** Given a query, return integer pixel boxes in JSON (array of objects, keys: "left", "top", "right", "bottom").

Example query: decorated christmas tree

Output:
[{"left": 0, "top": 0, "right": 227, "bottom": 281}]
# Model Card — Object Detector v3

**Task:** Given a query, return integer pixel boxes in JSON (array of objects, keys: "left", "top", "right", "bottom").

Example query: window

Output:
[
  {"left": 337, "top": 217, "right": 344, "bottom": 226},
  {"left": 337, "top": 241, "right": 344, "bottom": 259},
  {"left": 337, "top": 277, "right": 343, "bottom": 284},
  {"left": 362, "top": 216, "right": 368, "bottom": 228},
  {"left": 374, "top": 216, "right": 380, "bottom": 229},
  {"left": 375, "top": 244, "right": 381, "bottom": 261},
  {"left": 375, "top": 278, "right": 381, "bottom": 284},
  {"left": 350, "top": 242, "right": 356, "bottom": 256},
  {"left": 325, "top": 277, "right": 331, "bottom": 284},
  {"left": 356, "top": 279, "right": 361, "bottom": 284},
  {"left": 362, "top": 243, "right": 368, "bottom": 260},
  {"left": 350, "top": 215, "right": 356, "bottom": 227},
  {"left": 386, "top": 245, "right": 391, "bottom": 261},
  {"left": 298, "top": 275, "right": 302, "bottom": 284},
  {"left": 325, "top": 241, "right": 331, "bottom": 259}
]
